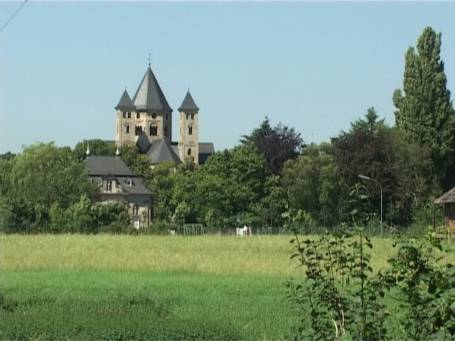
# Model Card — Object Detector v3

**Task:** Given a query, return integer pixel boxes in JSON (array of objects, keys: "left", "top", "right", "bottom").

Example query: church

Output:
[{"left": 114, "top": 64, "right": 214, "bottom": 165}]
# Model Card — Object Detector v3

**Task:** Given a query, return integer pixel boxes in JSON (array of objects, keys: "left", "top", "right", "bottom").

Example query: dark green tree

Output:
[
  {"left": 73, "top": 139, "right": 116, "bottom": 160},
  {"left": 393, "top": 27, "right": 455, "bottom": 189}
]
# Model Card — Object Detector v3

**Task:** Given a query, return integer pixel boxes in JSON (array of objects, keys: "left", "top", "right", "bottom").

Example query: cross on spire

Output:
[{"left": 147, "top": 53, "right": 151, "bottom": 67}]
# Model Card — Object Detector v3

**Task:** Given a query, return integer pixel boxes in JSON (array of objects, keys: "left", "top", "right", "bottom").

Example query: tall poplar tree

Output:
[{"left": 393, "top": 27, "right": 455, "bottom": 189}]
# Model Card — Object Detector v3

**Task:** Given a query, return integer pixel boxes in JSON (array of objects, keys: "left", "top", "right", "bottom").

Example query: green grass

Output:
[{"left": 1, "top": 234, "right": 454, "bottom": 340}]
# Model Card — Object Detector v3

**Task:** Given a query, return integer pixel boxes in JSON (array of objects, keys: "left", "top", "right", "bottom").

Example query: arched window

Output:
[
  {"left": 186, "top": 113, "right": 190, "bottom": 120},
  {"left": 191, "top": 113, "right": 195, "bottom": 120},
  {"left": 127, "top": 112, "right": 131, "bottom": 119},
  {"left": 152, "top": 113, "right": 157, "bottom": 119},
  {"left": 122, "top": 112, "right": 126, "bottom": 119},
  {"left": 125, "top": 125, "right": 130, "bottom": 134},
  {"left": 187, "top": 148, "right": 191, "bottom": 156},
  {"left": 188, "top": 126, "right": 193, "bottom": 135},
  {"left": 136, "top": 113, "right": 140, "bottom": 119},
  {"left": 150, "top": 125, "right": 158, "bottom": 136},
  {"left": 135, "top": 126, "right": 142, "bottom": 136}
]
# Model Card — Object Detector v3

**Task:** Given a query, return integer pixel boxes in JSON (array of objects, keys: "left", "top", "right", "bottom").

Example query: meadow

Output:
[{"left": 1, "top": 235, "right": 454, "bottom": 340}]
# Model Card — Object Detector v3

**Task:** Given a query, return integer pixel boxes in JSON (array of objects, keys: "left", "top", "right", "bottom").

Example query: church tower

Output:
[
  {"left": 115, "top": 65, "right": 173, "bottom": 147},
  {"left": 178, "top": 90, "right": 199, "bottom": 164}
]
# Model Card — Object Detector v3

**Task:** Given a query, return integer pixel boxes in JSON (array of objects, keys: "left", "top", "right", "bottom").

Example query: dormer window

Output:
[
  {"left": 126, "top": 178, "right": 133, "bottom": 187},
  {"left": 188, "top": 126, "right": 193, "bottom": 135}
]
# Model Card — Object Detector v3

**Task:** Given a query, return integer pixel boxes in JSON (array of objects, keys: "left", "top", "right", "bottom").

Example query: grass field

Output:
[{"left": 1, "top": 235, "right": 454, "bottom": 340}]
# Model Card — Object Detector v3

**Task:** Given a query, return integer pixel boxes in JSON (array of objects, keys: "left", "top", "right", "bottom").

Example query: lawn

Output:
[{"left": 0, "top": 235, "right": 453, "bottom": 340}]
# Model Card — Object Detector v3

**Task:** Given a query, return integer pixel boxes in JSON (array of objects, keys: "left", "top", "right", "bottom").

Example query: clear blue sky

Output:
[{"left": 1, "top": 2, "right": 454, "bottom": 153}]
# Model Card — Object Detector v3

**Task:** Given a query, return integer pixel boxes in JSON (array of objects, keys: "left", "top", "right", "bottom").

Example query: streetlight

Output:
[{"left": 358, "top": 174, "right": 383, "bottom": 235}]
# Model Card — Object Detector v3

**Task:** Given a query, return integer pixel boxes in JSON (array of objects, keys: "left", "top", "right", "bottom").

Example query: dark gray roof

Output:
[
  {"left": 132, "top": 67, "right": 172, "bottom": 113},
  {"left": 136, "top": 131, "right": 151, "bottom": 154},
  {"left": 178, "top": 91, "right": 199, "bottom": 113},
  {"left": 85, "top": 156, "right": 134, "bottom": 177},
  {"left": 115, "top": 89, "right": 135, "bottom": 111},
  {"left": 435, "top": 187, "right": 455, "bottom": 204},
  {"left": 146, "top": 138, "right": 181, "bottom": 165},
  {"left": 199, "top": 142, "right": 215, "bottom": 154},
  {"left": 116, "top": 177, "right": 152, "bottom": 195}
]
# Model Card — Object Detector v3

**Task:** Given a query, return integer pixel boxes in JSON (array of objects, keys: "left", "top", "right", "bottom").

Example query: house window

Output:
[
  {"left": 136, "top": 113, "right": 140, "bottom": 119},
  {"left": 106, "top": 180, "right": 112, "bottom": 192},
  {"left": 150, "top": 125, "right": 158, "bottom": 136},
  {"left": 187, "top": 148, "right": 191, "bottom": 156},
  {"left": 127, "top": 112, "right": 131, "bottom": 119},
  {"left": 135, "top": 126, "right": 142, "bottom": 136},
  {"left": 124, "top": 125, "right": 130, "bottom": 134},
  {"left": 188, "top": 126, "right": 193, "bottom": 135}
]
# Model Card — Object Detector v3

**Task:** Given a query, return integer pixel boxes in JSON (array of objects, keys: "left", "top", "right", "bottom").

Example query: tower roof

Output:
[
  {"left": 178, "top": 90, "right": 199, "bottom": 113},
  {"left": 115, "top": 89, "right": 135, "bottom": 111},
  {"left": 132, "top": 66, "right": 172, "bottom": 113},
  {"left": 146, "top": 138, "right": 181, "bottom": 165}
]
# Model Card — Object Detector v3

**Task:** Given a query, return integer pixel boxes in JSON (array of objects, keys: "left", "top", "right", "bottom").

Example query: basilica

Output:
[{"left": 114, "top": 65, "right": 214, "bottom": 165}]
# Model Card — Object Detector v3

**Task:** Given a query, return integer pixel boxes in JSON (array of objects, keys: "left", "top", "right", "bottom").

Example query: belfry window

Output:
[
  {"left": 187, "top": 148, "right": 191, "bottom": 156},
  {"left": 136, "top": 113, "right": 140, "bottom": 119},
  {"left": 191, "top": 113, "right": 195, "bottom": 120},
  {"left": 127, "top": 112, "right": 131, "bottom": 119},
  {"left": 186, "top": 113, "right": 190, "bottom": 120},
  {"left": 150, "top": 125, "right": 158, "bottom": 136},
  {"left": 188, "top": 126, "right": 193, "bottom": 135},
  {"left": 135, "top": 126, "right": 142, "bottom": 136},
  {"left": 152, "top": 113, "right": 157, "bottom": 119},
  {"left": 122, "top": 112, "right": 126, "bottom": 118},
  {"left": 125, "top": 125, "right": 130, "bottom": 134}
]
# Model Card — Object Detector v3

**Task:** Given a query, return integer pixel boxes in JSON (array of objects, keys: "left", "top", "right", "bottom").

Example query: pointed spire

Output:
[
  {"left": 132, "top": 66, "right": 172, "bottom": 113},
  {"left": 115, "top": 89, "right": 135, "bottom": 111},
  {"left": 178, "top": 90, "right": 199, "bottom": 113}
]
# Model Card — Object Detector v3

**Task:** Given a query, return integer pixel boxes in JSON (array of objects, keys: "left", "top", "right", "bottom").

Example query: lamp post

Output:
[{"left": 358, "top": 174, "right": 383, "bottom": 235}]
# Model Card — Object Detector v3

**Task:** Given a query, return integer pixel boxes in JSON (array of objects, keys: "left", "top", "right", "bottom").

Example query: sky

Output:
[{"left": 0, "top": 1, "right": 454, "bottom": 153}]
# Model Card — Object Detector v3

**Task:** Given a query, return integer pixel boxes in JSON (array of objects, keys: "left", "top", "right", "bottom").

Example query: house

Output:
[
  {"left": 85, "top": 155, "right": 153, "bottom": 228},
  {"left": 115, "top": 64, "right": 215, "bottom": 165},
  {"left": 435, "top": 186, "right": 455, "bottom": 229}
]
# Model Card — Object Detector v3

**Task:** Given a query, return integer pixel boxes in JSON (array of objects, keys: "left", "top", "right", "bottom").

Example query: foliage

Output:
[
  {"left": 287, "top": 228, "right": 387, "bottom": 340},
  {"left": 393, "top": 27, "right": 455, "bottom": 190},
  {"left": 241, "top": 116, "right": 304, "bottom": 174},
  {"left": 73, "top": 139, "right": 116, "bottom": 160}
]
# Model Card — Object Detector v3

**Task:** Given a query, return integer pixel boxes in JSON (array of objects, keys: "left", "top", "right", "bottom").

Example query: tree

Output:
[
  {"left": 73, "top": 139, "right": 116, "bottom": 160},
  {"left": 241, "top": 117, "right": 304, "bottom": 174},
  {"left": 393, "top": 27, "right": 455, "bottom": 189}
]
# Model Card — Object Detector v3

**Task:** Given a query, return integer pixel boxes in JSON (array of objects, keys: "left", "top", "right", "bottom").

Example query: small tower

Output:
[
  {"left": 115, "top": 89, "right": 136, "bottom": 146},
  {"left": 178, "top": 90, "right": 199, "bottom": 164}
]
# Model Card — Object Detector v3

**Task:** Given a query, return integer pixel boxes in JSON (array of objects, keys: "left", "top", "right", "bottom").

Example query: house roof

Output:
[
  {"left": 435, "top": 186, "right": 455, "bottom": 204},
  {"left": 132, "top": 66, "right": 172, "bottom": 113},
  {"left": 178, "top": 90, "right": 199, "bottom": 113},
  {"left": 136, "top": 131, "right": 151, "bottom": 154},
  {"left": 116, "top": 177, "right": 152, "bottom": 195},
  {"left": 115, "top": 89, "right": 135, "bottom": 111},
  {"left": 85, "top": 156, "right": 134, "bottom": 177},
  {"left": 146, "top": 138, "right": 181, "bottom": 165}
]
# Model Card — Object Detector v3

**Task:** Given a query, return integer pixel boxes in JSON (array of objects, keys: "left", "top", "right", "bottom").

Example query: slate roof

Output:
[
  {"left": 178, "top": 90, "right": 199, "bottom": 113},
  {"left": 116, "top": 177, "right": 152, "bottom": 195},
  {"left": 132, "top": 67, "right": 172, "bottom": 113},
  {"left": 85, "top": 156, "right": 134, "bottom": 177},
  {"left": 136, "top": 131, "right": 151, "bottom": 154},
  {"left": 199, "top": 142, "right": 215, "bottom": 155},
  {"left": 435, "top": 187, "right": 455, "bottom": 204},
  {"left": 146, "top": 138, "right": 181, "bottom": 165},
  {"left": 115, "top": 89, "right": 135, "bottom": 111}
]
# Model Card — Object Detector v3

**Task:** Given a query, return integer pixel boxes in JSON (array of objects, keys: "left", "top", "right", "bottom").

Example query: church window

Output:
[
  {"left": 152, "top": 113, "right": 157, "bottom": 119},
  {"left": 135, "top": 126, "right": 142, "bottom": 136},
  {"left": 106, "top": 180, "right": 112, "bottom": 192},
  {"left": 122, "top": 112, "right": 126, "bottom": 118},
  {"left": 191, "top": 113, "right": 195, "bottom": 120},
  {"left": 150, "top": 125, "right": 158, "bottom": 136},
  {"left": 188, "top": 126, "right": 193, "bottom": 135},
  {"left": 186, "top": 113, "right": 190, "bottom": 120},
  {"left": 187, "top": 148, "right": 191, "bottom": 156},
  {"left": 125, "top": 125, "right": 130, "bottom": 134},
  {"left": 136, "top": 113, "right": 140, "bottom": 119},
  {"left": 127, "top": 112, "right": 131, "bottom": 119}
]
